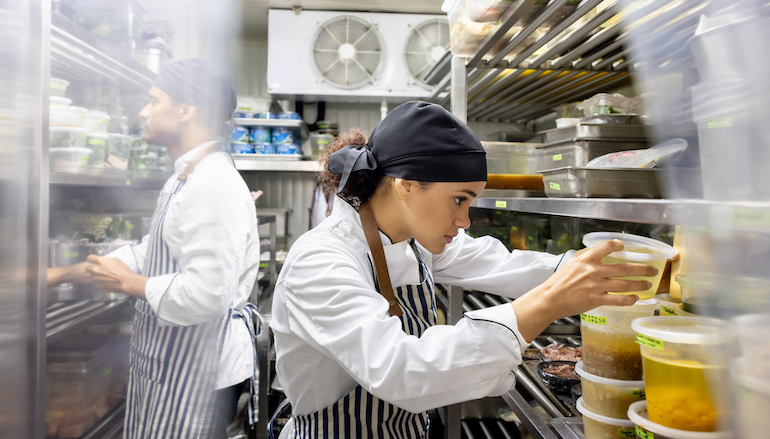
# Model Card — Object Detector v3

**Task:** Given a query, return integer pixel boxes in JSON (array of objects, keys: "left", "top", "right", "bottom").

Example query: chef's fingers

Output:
[
  {"left": 599, "top": 262, "right": 657, "bottom": 278},
  {"left": 581, "top": 240, "right": 624, "bottom": 262},
  {"left": 596, "top": 293, "right": 638, "bottom": 307},
  {"left": 603, "top": 279, "right": 652, "bottom": 294},
  {"left": 669, "top": 252, "right": 680, "bottom": 262},
  {"left": 86, "top": 254, "right": 105, "bottom": 265}
]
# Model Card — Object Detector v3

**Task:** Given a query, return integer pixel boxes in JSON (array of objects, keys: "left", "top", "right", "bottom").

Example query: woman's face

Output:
[{"left": 399, "top": 180, "right": 487, "bottom": 254}]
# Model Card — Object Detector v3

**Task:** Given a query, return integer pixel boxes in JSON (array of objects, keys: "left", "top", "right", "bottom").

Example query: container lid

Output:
[
  {"left": 50, "top": 77, "right": 69, "bottom": 86},
  {"left": 575, "top": 397, "right": 635, "bottom": 427},
  {"left": 481, "top": 141, "right": 541, "bottom": 154},
  {"left": 583, "top": 232, "right": 676, "bottom": 261},
  {"left": 108, "top": 133, "right": 134, "bottom": 140},
  {"left": 730, "top": 357, "right": 770, "bottom": 395},
  {"left": 575, "top": 361, "right": 644, "bottom": 387},
  {"left": 631, "top": 316, "right": 733, "bottom": 345},
  {"left": 655, "top": 294, "right": 682, "bottom": 304},
  {"left": 50, "top": 97, "right": 72, "bottom": 106},
  {"left": 627, "top": 401, "right": 732, "bottom": 439},
  {"left": 86, "top": 110, "right": 111, "bottom": 119},
  {"left": 87, "top": 132, "right": 110, "bottom": 139},
  {"left": 49, "top": 126, "right": 88, "bottom": 134},
  {"left": 50, "top": 105, "right": 87, "bottom": 113},
  {"left": 675, "top": 272, "right": 770, "bottom": 294},
  {"left": 49, "top": 147, "right": 92, "bottom": 154}
]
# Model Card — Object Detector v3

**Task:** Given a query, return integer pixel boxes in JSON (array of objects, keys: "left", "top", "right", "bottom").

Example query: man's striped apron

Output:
[{"left": 124, "top": 145, "right": 261, "bottom": 438}]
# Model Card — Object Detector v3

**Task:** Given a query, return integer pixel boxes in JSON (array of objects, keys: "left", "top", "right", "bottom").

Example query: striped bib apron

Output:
[
  {"left": 276, "top": 241, "right": 437, "bottom": 439},
  {"left": 125, "top": 148, "right": 262, "bottom": 438}
]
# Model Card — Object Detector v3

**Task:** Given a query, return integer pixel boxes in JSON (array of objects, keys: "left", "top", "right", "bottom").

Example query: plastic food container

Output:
[
  {"left": 673, "top": 303, "right": 697, "bottom": 317},
  {"left": 731, "top": 314, "right": 770, "bottom": 380},
  {"left": 317, "top": 121, "right": 339, "bottom": 131},
  {"left": 250, "top": 126, "right": 271, "bottom": 144},
  {"left": 254, "top": 112, "right": 276, "bottom": 119},
  {"left": 537, "top": 139, "right": 649, "bottom": 170},
  {"left": 575, "top": 361, "right": 645, "bottom": 419},
  {"left": 230, "top": 125, "right": 250, "bottom": 143},
  {"left": 83, "top": 110, "right": 111, "bottom": 132},
  {"left": 255, "top": 143, "right": 275, "bottom": 154},
  {"left": 50, "top": 97, "right": 72, "bottom": 107},
  {"left": 583, "top": 232, "right": 676, "bottom": 300},
  {"left": 105, "top": 134, "right": 133, "bottom": 171},
  {"left": 580, "top": 299, "right": 659, "bottom": 380},
  {"left": 632, "top": 317, "right": 734, "bottom": 432},
  {"left": 731, "top": 357, "right": 770, "bottom": 439},
  {"left": 675, "top": 273, "right": 770, "bottom": 318},
  {"left": 49, "top": 147, "right": 92, "bottom": 174},
  {"left": 576, "top": 397, "right": 636, "bottom": 439},
  {"left": 628, "top": 401, "right": 732, "bottom": 439},
  {"left": 278, "top": 111, "right": 301, "bottom": 120},
  {"left": 483, "top": 142, "right": 544, "bottom": 174},
  {"left": 310, "top": 133, "right": 334, "bottom": 160},
  {"left": 556, "top": 117, "right": 582, "bottom": 128},
  {"left": 231, "top": 142, "right": 253, "bottom": 154},
  {"left": 49, "top": 127, "right": 88, "bottom": 149},
  {"left": 85, "top": 132, "right": 109, "bottom": 168},
  {"left": 655, "top": 294, "right": 681, "bottom": 316},
  {"left": 50, "top": 105, "right": 87, "bottom": 127},
  {"left": 50, "top": 78, "right": 69, "bottom": 97}
]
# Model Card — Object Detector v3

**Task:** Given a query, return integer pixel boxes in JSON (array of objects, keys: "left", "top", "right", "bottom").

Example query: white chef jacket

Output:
[
  {"left": 271, "top": 197, "right": 573, "bottom": 415},
  {"left": 109, "top": 141, "right": 261, "bottom": 389}
]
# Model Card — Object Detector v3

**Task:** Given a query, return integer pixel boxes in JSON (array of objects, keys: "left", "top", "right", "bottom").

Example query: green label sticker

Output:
[
  {"left": 549, "top": 182, "right": 561, "bottom": 191},
  {"left": 581, "top": 314, "right": 607, "bottom": 325},
  {"left": 511, "top": 226, "right": 518, "bottom": 231},
  {"left": 731, "top": 208, "right": 770, "bottom": 229},
  {"left": 636, "top": 333, "right": 664, "bottom": 350},
  {"left": 318, "top": 140, "right": 329, "bottom": 145},
  {"left": 89, "top": 139, "right": 105, "bottom": 146},
  {"left": 99, "top": 118, "right": 108, "bottom": 125},
  {"left": 636, "top": 425, "right": 654, "bottom": 439},
  {"left": 125, "top": 180, "right": 131, "bottom": 186},
  {"left": 79, "top": 114, "right": 85, "bottom": 119},
  {"left": 552, "top": 154, "right": 562, "bottom": 161},
  {"left": 708, "top": 117, "right": 733, "bottom": 128},
  {"left": 63, "top": 252, "right": 78, "bottom": 258},
  {"left": 495, "top": 200, "right": 507, "bottom": 208},
  {"left": 618, "top": 428, "right": 636, "bottom": 438},
  {"left": 102, "top": 366, "right": 112, "bottom": 377},
  {"left": 632, "top": 389, "right": 645, "bottom": 398},
  {"left": 661, "top": 305, "right": 677, "bottom": 316},
  {"left": 51, "top": 83, "right": 66, "bottom": 90},
  {"left": 80, "top": 156, "right": 88, "bottom": 163}
]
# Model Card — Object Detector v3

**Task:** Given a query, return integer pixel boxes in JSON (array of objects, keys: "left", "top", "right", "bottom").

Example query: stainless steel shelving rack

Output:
[{"left": 431, "top": 1, "right": 725, "bottom": 438}]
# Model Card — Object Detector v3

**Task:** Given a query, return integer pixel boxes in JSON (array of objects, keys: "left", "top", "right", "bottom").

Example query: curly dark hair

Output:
[{"left": 317, "top": 128, "right": 385, "bottom": 206}]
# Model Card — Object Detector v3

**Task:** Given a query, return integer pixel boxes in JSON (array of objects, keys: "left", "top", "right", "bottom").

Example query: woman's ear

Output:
[{"left": 394, "top": 178, "right": 414, "bottom": 200}]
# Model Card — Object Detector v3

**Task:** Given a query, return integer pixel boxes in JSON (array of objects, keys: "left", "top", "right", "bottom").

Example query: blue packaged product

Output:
[
  {"left": 254, "top": 112, "right": 276, "bottom": 119},
  {"left": 250, "top": 127, "right": 271, "bottom": 144},
  {"left": 230, "top": 126, "right": 250, "bottom": 143},
  {"left": 233, "top": 110, "right": 254, "bottom": 118},
  {"left": 231, "top": 142, "right": 253, "bottom": 154},
  {"left": 276, "top": 143, "right": 291, "bottom": 154},
  {"left": 278, "top": 112, "right": 301, "bottom": 120},
  {"left": 255, "top": 143, "right": 275, "bottom": 154},
  {"left": 271, "top": 127, "right": 294, "bottom": 145}
]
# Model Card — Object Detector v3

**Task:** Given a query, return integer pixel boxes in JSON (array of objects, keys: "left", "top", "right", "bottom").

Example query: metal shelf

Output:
[
  {"left": 50, "top": 14, "right": 155, "bottom": 93},
  {"left": 234, "top": 118, "right": 310, "bottom": 140},
  {"left": 78, "top": 402, "right": 126, "bottom": 439},
  {"left": 46, "top": 299, "right": 130, "bottom": 344},
  {"left": 233, "top": 155, "right": 322, "bottom": 172},
  {"left": 50, "top": 172, "right": 167, "bottom": 189},
  {"left": 433, "top": 0, "right": 711, "bottom": 122}
]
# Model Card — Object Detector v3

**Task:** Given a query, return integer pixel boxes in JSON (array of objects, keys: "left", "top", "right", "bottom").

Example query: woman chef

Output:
[
  {"left": 47, "top": 59, "right": 261, "bottom": 438},
  {"left": 270, "top": 101, "right": 657, "bottom": 438}
]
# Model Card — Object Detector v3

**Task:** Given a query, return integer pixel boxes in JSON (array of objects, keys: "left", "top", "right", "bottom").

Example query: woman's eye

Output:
[{"left": 454, "top": 197, "right": 465, "bottom": 205}]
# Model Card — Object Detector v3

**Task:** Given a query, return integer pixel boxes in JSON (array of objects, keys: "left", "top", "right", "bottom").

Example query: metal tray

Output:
[
  {"left": 542, "top": 167, "right": 662, "bottom": 199},
  {"left": 580, "top": 114, "right": 641, "bottom": 125},
  {"left": 537, "top": 138, "right": 650, "bottom": 170},
  {"left": 542, "top": 124, "right": 648, "bottom": 143}
]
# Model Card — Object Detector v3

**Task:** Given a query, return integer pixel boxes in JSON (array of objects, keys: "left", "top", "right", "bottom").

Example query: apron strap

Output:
[
  {"left": 359, "top": 201, "right": 403, "bottom": 317},
  {"left": 177, "top": 142, "right": 223, "bottom": 182},
  {"left": 268, "top": 398, "right": 293, "bottom": 439},
  {"left": 233, "top": 303, "right": 264, "bottom": 426}
]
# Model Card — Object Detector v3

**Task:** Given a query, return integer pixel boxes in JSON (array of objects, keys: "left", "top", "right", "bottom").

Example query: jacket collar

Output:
[{"left": 173, "top": 140, "right": 221, "bottom": 175}]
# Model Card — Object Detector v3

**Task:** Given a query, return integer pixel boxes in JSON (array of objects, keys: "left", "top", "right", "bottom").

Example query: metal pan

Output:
[
  {"left": 542, "top": 167, "right": 662, "bottom": 198},
  {"left": 542, "top": 123, "right": 648, "bottom": 143}
]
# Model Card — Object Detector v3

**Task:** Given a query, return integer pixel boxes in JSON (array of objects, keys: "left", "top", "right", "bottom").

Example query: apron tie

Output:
[{"left": 232, "top": 303, "right": 264, "bottom": 425}]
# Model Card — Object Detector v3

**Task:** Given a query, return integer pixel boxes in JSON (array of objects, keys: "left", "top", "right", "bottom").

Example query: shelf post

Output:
[{"left": 450, "top": 56, "right": 467, "bottom": 123}]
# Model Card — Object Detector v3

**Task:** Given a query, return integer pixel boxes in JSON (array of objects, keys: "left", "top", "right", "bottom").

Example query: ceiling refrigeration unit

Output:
[{"left": 267, "top": 9, "right": 449, "bottom": 102}]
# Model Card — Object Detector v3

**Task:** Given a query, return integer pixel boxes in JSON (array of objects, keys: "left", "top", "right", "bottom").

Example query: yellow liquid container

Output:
[
  {"left": 575, "top": 361, "right": 645, "bottom": 419},
  {"left": 581, "top": 299, "right": 659, "bottom": 380},
  {"left": 576, "top": 397, "right": 636, "bottom": 439},
  {"left": 583, "top": 232, "right": 676, "bottom": 300},
  {"left": 632, "top": 317, "right": 734, "bottom": 433},
  {"left": 628, "top": 401, "right": 733, "bottom": 439}
]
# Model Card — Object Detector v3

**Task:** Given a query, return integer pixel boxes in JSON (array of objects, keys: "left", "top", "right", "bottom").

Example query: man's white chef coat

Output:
[
  {"left": 109, "top": 141, "right": 261, "bottom": 389},
  {"left": 271, "top": 197, "right": 573, "bottom": 415}
]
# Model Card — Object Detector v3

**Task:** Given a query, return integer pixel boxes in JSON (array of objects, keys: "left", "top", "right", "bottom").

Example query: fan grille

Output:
[
  {"left": 312, "top": 15, "right": 384, "bottom": 89},
  {"left": 404, "top": 18, "right": 449, "bottom": 87}
]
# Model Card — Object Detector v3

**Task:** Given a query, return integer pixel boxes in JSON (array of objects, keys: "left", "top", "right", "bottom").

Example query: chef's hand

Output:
[
  {"left": 85, "top": 255, "right": 148, "bottom": 300},
  {"left": 513, "top": 240, "right": 656, "bottom": 342},
  {"left": 47, "top": 262, "right": 92, "bottom": 288}
]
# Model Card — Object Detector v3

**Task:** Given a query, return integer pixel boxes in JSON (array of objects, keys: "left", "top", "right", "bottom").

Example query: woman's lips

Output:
[{"left": 444, "top": 235, "right": 455, "bottom": 244}]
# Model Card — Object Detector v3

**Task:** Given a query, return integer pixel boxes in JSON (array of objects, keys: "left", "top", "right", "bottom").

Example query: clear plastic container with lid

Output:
[
  {"left": 85, "top": 132, "right": 109, "bottom": 169},
  {"left": 583, "top": 232, "right": 676, "bottom": 300},
  {"left": 49, "top": 147, "right": 92, "bottom": 174},
  {"left": 575, "top": 361, "right": 645, "bottom": 418},
  {"left": 580, "top": 299, "right": 659, "bottom": 380},
  {"left": 49, "top": 77, "right": 69, "bottom": 97},
  {"left": 49, "top": 127, "right": 88, "bottom": 149},
  {"left": 106, "top": 133, "right": 133, "bottom": 172},
  {"left": 50, "top": 105, "right": 87, "bottom": 127},
  {"left": 675, "top": 273, "right": 770, "bottom": 318},
  {"left": 628, "top": 401, "right": 731, "bottom": 439},
  {"left": 731, "top": 357, "right": 770, "bottom": 439},
  {"left": 575, "top": 397, "right": 636, "bottom": 439},
  {"left": 84, "top": 110, "right": 111, "bottom": 132},
  {"left": 49, "top": 97, "right": 72, "bottom": 107},
  {"left": 655, "top": 293, "right": 682, "bottom": 316},
  {"left": 731, "top": 314, "right": 770, "bottom": 380},
  {"left": 632, "top": 316, "right": 734, "bottom": 432},
  {"left": 310, "top": 133, "right": 334, "bottom": 160}
]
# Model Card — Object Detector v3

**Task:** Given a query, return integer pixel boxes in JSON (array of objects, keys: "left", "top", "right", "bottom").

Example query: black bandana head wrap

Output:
[
  {"left": 152, "top": 58, "right": 237, "bottom": 123},
  {"left": 328, "top": 101, "right": 487, "bottom": 194}
]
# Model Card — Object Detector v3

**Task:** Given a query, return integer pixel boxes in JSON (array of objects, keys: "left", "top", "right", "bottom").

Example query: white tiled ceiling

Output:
[{"left": 240, "top": 0, "right": 444, "bottom": 40}]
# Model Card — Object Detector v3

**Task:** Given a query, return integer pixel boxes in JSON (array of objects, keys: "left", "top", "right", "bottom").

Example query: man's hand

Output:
[{"left": 85, "top": 255, "right": 148, "bottom": 300}]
